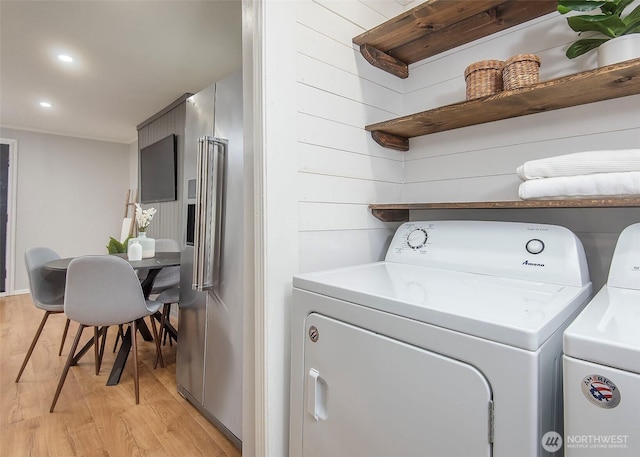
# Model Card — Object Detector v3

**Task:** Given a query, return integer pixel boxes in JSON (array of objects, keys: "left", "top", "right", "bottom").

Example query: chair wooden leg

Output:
[
  {"left": 16, "top": 311, "right": 53, "bottom": 382},
  {"left": 131, "top": 321, "right": 139, "bottom": 404},
  {"left": 50, "top": 324, "right": 85, "bottom": 412},
  {"left": 151, "top": 315, "right": 164, "bottom": 369},
  {"left": 58, "top": 318, "right": 71, "bottom": 356}
]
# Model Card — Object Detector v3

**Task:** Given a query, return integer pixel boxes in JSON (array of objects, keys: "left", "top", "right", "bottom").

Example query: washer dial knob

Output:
[
  {"left": 407, "top": 228, "right": 428, "bottom": 250},
  {"left": 526, "top": 239, "right": 545, "bottom": 255}
]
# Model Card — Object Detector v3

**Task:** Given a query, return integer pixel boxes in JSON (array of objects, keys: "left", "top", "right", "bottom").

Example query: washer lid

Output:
[
  {"left": 563, "top": 286, "right": 640, "bottom": 374},
  {"left": 293, "top": 261, "right": 592, "bottom": 351}
]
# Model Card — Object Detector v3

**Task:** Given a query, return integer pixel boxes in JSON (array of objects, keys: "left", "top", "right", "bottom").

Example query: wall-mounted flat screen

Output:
[{"left": 140, "top": 134, "right": 177, "bottom": 203}]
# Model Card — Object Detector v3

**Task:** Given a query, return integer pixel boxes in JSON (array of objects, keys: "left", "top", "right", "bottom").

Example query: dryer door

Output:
[{"left": 303, "top": 313, "right": 493, "bottom": 457}]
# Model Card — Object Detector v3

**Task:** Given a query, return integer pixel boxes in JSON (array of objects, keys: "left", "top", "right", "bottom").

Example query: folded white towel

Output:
[
  {"left": 517, "top": 149, "right": 640, "bottom": 181},
  {"left": 518, "top": 171, "right": 640, "bottom": 200}
]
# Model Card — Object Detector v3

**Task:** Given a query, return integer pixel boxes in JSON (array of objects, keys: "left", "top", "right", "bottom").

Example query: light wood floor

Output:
[{"left": 0, "top": 294, "right": 242, "bottom": 457}]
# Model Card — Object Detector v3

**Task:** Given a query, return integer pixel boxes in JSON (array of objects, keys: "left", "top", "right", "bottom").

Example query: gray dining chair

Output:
[
  {"left": 144, "top": 238, "right": 180, "bottom": 358},
  {"left": 113, "top": 238, "right": 180, "bottom": 354},
  {"left": 50, "top": 255, "right": 163, "bottom": 412},
  {"left": 116, "top": 238, "right": 181, "bottom": 354},
  {"left": 148, "top": 238, "right": 180, "bottom": 294},
  {"left": 154, "top": 286, "right": 179, "bottom": 368},
  {"left": 16, "top": 247, "right": 71, "bottom": 382}
]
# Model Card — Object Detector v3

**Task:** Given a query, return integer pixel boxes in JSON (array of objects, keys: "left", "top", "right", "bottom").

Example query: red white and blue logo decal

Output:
[{"left": 581, "top": 374, "right": 621, "bottom": 409}]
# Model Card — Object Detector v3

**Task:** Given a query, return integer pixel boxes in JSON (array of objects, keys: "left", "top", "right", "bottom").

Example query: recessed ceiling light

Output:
[
  {"left": 40, "top": 102, "right": 52, "bottom": 108},
  {"left": 58, "top": 54, "right": 73, "bottom": 63}
]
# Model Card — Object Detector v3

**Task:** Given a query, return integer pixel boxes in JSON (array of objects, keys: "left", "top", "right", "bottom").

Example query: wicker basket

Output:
[
  {"left": 502, "top": 54, "right": 541, "bottom": 90},
  {"left": 464, "top": 60, "right": 505, "bottom": 100}
]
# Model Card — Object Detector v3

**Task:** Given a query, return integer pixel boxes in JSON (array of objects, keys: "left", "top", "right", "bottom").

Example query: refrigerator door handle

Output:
[{"left": 192, "top": 136, "right": 227, "bottom": 292}]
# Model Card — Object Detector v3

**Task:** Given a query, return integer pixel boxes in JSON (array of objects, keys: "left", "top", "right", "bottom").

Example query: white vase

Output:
[
  {"left": 127, "top": 241, "right": 142, "bottom": 261},
  {"left": 128, "top": 232, "right": 155, "bottom": 258},
  {"left": 597, "top": 34, "right": 640, "bottom": 67}
]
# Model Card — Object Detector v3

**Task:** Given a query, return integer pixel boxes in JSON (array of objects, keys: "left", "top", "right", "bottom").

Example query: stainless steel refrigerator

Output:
[{"left": 177, "top": 70, "right": 243, "bottom": 448}]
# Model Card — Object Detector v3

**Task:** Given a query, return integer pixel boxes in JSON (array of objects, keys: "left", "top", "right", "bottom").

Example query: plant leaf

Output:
[
  {"left": 567, "top": 14, "right": 628, "bottom": 37},
  {"left": 622, "top": 4, "right": 640, "bottom": 27},
  {"left": 106, "top": 236, "right": 130, "bottom": 254},
  {"left": 607, "top": 0, "right": 636, "bottom": 16},
  {"left": 557, "top": 0, "right": 608, "bottom": 14},
  {"left": 566, "top": 38, "right": 610, "bottom": 58},
  {"left": 107, "top": 237, "right": 119, "bottom": 254}
]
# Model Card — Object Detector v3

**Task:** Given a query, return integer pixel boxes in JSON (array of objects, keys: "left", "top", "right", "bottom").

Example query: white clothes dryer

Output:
[
  {"left": 289, "top": 220, "right": 592, "bottom": 457},
  {"left": 563, "top": 222, "right": 640, "bottom": 456}
]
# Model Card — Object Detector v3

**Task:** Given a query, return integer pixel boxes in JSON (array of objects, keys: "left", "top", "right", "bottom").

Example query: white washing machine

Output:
[
  {"left": 290, "top": 220, "right": 593, "bottom": 457},
  {"left": 563, "top": 222, "right": 640, "bottom": 457}
]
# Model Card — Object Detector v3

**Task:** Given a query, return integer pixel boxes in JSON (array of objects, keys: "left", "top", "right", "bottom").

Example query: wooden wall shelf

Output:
[
  {"left": 366, "top": 58, "right": 640, "bottom": 151},
  {"left": 370, "top": 199, "right": 640, "bottom": 222},
  {"left": 352, "top": 0, "right": 556, "bottom": 79}
]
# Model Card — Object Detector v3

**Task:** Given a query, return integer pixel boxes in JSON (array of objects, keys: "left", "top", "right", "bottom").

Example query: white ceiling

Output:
[{"left": 0, "top": 0, "right": 242, "bottom": 144}]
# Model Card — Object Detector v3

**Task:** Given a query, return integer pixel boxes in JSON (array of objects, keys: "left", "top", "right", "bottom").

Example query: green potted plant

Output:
[
  {"left": 557, "top": 0, "right": 640, "bottom": 63},
  {"left": 106, "top": 236, "right": 130, "bottom": 254}
]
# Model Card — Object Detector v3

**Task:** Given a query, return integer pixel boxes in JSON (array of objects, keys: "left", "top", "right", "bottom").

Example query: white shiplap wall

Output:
[
  {"left": 295, "top": 0, "right": 412, "bottom": 273},
  {"left": 294, "top": 2, "right": 640, "bottom": 276},
  {"left": 262, "top": 1, "right": 417, "bottom": 454}
]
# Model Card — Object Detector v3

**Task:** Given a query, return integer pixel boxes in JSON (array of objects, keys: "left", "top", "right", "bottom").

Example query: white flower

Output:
[{"left": 135, "top": 203, "right": 157, "bottom": 231}]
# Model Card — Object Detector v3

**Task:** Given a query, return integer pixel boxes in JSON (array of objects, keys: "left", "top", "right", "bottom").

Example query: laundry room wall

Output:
[
  {"left": 296, "top": 0, "right": 408, "bottom": 274},
  {"left": 298, "top": 0, "right": 639, "bottom": 282}
]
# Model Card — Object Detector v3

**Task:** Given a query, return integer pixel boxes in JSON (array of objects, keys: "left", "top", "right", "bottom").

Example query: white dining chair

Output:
[
  {"left": 16, "top": 247, "right": 71, "bottom": 382},
  {"left": 50, "top": 255, "right": 163, "bottom": 412}
]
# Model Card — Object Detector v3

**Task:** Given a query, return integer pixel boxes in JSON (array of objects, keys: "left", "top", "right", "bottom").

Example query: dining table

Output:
[{"left": 44, "top": 251, "right": 180, "bottom": 385}]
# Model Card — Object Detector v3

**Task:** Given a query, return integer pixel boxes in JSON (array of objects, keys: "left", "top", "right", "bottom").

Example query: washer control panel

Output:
[
  {"left": 407, "top": 228, "right": 428, "bottom": 250},
  {"left": 385, "top": 221, "right": 589, "bottom": 287}
]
